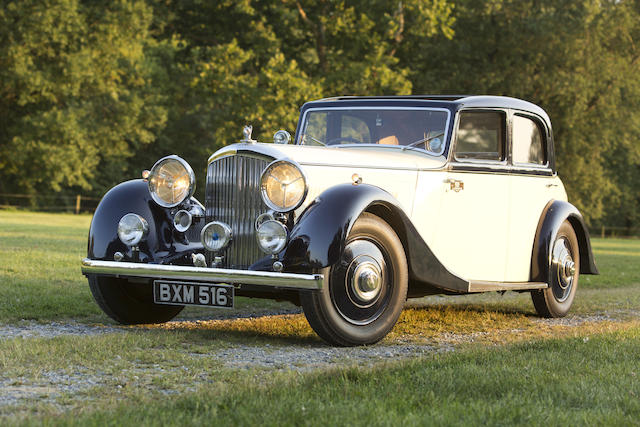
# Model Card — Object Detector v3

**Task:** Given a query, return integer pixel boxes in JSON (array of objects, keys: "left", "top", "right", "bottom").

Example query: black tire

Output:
[
  {"left": 300, "top": 213, "right": 408, "bottom": 346},
  {"left": 531, "top": 221, "right": 580, "bottom": 318},
  {"left": 88, "top": 275, "right": 183, "bottom": 324}
]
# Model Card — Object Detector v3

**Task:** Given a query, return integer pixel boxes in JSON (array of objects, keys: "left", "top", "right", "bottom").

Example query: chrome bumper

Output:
[{"left": 81, "top": 259, "right": 323, "bottom": 290}]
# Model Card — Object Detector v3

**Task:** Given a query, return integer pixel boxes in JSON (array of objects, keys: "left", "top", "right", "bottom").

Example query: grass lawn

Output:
[
  {"left": 0, "top": 211, "right": 294, "bottom": 323},
  {"left": 64, "top": 325, "right": 640, "bottom": 426},
  {"left": 0, "top": 210, "right": 639, "bottom": 425}
]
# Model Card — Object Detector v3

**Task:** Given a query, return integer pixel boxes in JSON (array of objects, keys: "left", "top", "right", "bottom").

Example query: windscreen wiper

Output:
[{"left": 401, "top": 132, "right": 445, "bottom": 152}]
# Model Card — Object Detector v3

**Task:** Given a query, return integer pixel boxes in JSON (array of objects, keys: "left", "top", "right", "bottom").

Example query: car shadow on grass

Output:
[
  {"left": 125, "top": 302, "right": 542, "bottom": 347},
  {"left": 127, "top": 313, "right": 325, "bottom": 346}
]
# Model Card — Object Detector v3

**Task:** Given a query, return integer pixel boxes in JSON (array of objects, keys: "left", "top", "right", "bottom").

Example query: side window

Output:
[
  {"left": 513, "top": 115, "right": 546, "bottom": 165},
  {"left": 455, "top": 111, "right": 505, "bottom": 162},
  {"left": 341, "top": 115, "right": 371, "bottom": 143}
]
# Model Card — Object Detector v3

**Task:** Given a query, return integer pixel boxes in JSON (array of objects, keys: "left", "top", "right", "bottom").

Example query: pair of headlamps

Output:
[
  {"left": 124, "top": 155, "right": 307, "bottom": 257},
  {"left": 147, "top": 156, "right": 308, "bottom": 214}
]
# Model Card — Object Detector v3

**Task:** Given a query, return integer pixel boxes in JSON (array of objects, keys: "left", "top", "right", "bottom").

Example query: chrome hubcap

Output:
[
  {"left": 552, "top": 237, "right": 575, "bottom": 302},
  {"left": 352, "top": 261, "right": 382, "bottom": 304},
  {"left": 330, "top": 238, "right": 392, "bottom": 325}
]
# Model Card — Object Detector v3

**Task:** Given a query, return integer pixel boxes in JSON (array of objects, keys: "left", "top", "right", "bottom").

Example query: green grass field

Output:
[{"left": 0, "top": 211, "right": 639, "bottom": 425}]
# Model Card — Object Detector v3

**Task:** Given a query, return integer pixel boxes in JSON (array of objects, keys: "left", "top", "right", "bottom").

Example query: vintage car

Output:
[{"left": 81, "top": 95, "right": 599, "bottom": 346}]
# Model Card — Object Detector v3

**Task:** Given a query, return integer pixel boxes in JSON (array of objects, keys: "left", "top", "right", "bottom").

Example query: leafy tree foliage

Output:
[
  {"left": 0, "top": 0, "right": 638, "bottom": 229},
  {"left": 0, "top": 0, "right": 165, "bottom": 198}
]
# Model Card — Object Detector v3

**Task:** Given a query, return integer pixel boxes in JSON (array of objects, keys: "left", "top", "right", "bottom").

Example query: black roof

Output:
[
  {"left": 318, "top": 95, "right": 473, "bottom": 101},
  {"left": 303, "top": 95, "right": 551, "bottom": 125}
]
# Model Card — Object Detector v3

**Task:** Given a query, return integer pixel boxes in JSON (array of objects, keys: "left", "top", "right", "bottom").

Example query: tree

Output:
[
  {"left": 266, "top": 0, "right": 455, "bottom": 95},
  {"left": 0, "top": 0, "right": 165, "bottom": 199},
  {"left": 408, "top": 0, "right": 640, "bottom": 224}
]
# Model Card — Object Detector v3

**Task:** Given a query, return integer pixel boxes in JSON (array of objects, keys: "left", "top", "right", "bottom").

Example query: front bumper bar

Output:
[{"left": 81, "top": 258, "right": 324, "bottom": 291}]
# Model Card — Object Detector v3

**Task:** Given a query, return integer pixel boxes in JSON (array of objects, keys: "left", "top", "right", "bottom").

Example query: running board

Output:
[{"left": 467, "top": 281, "right": 548, "bottom": 293}]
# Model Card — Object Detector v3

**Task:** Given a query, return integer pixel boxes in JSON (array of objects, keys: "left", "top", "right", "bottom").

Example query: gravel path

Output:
[
  {"left": 0, "top": 309, "right": 637, "bottom": 411},
  {"left": 0, "top": 371, "right": 104, "bottom": 408},
  {"left": 0, "top": 307, "right": 303, "bottom": 340},
  {"left": 0, "top": 310, "right": 630, "bottom": 341},
  {"left": 209, "top": 342, "right": 449, "bottom": 371},
  {"left": 0, "top": 321, "right": 121, "bottom": 340}
]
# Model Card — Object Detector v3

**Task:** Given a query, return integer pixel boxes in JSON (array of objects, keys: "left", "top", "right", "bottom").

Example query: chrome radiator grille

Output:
[{"left": 205, "top": 155, "right": 270, "bottom": 269}]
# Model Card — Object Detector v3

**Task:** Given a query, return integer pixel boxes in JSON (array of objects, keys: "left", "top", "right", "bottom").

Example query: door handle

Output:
[{"left": 445, "top": 178, "right": 464, "bottom": 192}]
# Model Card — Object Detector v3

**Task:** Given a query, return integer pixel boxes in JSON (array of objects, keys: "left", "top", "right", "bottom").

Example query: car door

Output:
[
  {"left": 430, "top": 109, "right": 510, "bottom": 282},
  {"left": 505, "top": 112, "right": 566, "bottom": 282}
]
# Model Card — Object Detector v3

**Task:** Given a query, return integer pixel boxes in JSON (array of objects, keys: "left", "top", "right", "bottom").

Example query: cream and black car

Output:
[{"left": 81, "top": 95, "right": 599, "bottom": 346}]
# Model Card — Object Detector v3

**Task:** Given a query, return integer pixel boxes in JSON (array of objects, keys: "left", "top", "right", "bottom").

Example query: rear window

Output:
[{"left": 513, "top": 115, "right": 546, "bottom": 165}]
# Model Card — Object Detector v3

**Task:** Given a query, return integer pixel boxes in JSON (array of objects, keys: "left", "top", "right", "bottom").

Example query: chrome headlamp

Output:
[
  {"left": 148, "top": 155, "right": 195, "bottom": 208},
  {"left": 260, "top": 160, "right": 307, "bottom": 212}
]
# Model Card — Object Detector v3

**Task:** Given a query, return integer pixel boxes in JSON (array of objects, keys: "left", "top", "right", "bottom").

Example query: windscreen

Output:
[{"left": 298, "top": 108, "right": 449, "bottom": 155}]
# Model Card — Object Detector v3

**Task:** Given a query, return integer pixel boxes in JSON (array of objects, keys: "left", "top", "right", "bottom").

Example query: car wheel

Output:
[
  {"left": 88, "top": 275, "right": 183, "bottom": 324},
  {"left": 531, "top": 220, "right": 580, "bottom": 318},
  {"left": 300, "top": 213, "right": 408, "bottom": 346}
]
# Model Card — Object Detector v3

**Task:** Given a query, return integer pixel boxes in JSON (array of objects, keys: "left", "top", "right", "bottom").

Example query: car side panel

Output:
[
  {"left": 297, "top": 163, "right": 418, "bottom": 217},
  {"left": 281, "top": 183, "right": 469, "bottom": 292},
  {"left": 505, "top": 174, "right": 567, "bottom": 281},
  {"left": 431, "top": 171, "right": 510, "bottom": 282},
  {"left": 410, "top": 171, "right": 447, "bottom": 245}
]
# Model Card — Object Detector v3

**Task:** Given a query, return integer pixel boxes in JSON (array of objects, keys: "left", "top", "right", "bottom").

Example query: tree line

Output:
[{"left": 1, "top": 0, "right": 638, "bottom": 230}]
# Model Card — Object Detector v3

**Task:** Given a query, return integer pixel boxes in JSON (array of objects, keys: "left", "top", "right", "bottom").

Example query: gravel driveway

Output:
[{"left": 0, "top": 309, "right": 636, "bottom": 411}]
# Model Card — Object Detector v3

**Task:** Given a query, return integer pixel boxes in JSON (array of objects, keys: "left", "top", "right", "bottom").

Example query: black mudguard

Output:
[
  {"left": 88, "top": 179, "right": 204, "bottom": 265},
  {"left": 531, "top": 200, "right": 599, "bottom": 282},
  {"left": 280, "top": 183, "right": 468, "bottom": 293}
]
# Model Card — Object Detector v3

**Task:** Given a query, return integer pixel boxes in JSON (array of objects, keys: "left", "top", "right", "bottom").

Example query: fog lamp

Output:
[
  {"left": 201, "top": 221, "right": 232, "bottom": 252},
  {"left": 173, "top": 209, "right": 192, "bottom": 232},
  {"left": 256, "top": 220, "right": 288, "bottom": 254},
  {"left": 117, "top": 213, "right": 149, "bottom": 246}
]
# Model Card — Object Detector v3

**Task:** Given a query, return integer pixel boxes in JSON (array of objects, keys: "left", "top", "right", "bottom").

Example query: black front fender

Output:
[
  {"left": 88, "top": 179, "right": 203, "bottom": 265},
  {"left": 531, "top": 200, "right": 599, "bottom": 282},
  {"left": 281, "top": 183, "right": 468, "bottom": 293}
]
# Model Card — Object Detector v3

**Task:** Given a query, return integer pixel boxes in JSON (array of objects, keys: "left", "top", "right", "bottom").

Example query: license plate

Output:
[{"left": 153, "top": 280, "right": 234, "bottom": 308}]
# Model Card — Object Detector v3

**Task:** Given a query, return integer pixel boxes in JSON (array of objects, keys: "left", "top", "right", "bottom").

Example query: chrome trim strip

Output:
[
  {"left": 448, "top": 162, "right": 554, "bottom": 177},
  {"left": 81, "top": 259, "right": 324, "bottom": 290},
  {"left": 297, "top": 162, "right": 438, "bottom": 172},
  {"left": 467, "top": 281, "right": 547, "bottom": 293},
  {"left": 208, "top": 144, "right": 282, "bottom": 165}
]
